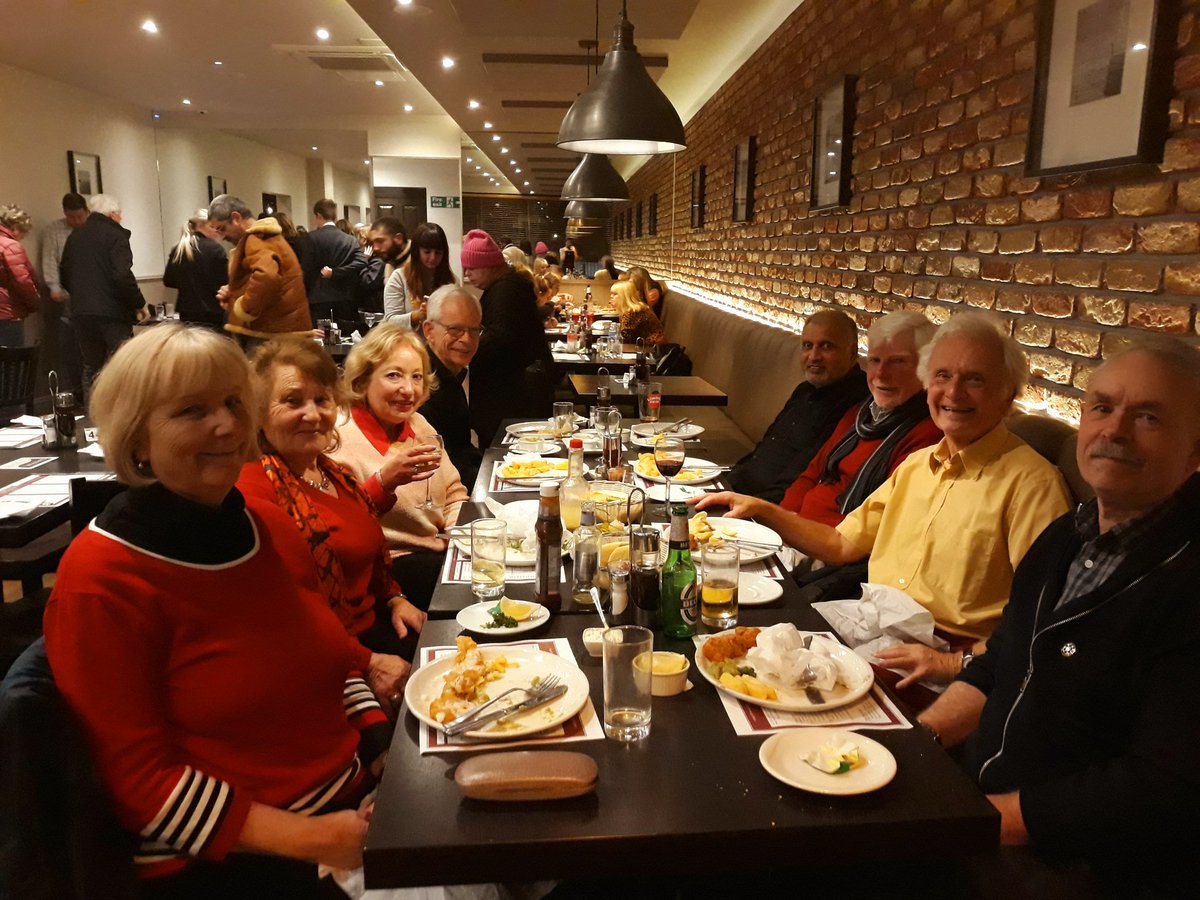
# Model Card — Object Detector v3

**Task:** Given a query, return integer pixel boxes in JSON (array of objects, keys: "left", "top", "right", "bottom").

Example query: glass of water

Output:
[
  {"left": 602, "top": 625, "right": 653, "bottom": 741},
  {"left": 470, "top": 519, "right": 506, "bottom": 601},
  {"left": 553, "top": 401, "right": 575, "bottom": 435}
]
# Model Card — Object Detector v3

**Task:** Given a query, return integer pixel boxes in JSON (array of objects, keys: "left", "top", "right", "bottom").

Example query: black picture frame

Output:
[
  {"left": 1027, "top": 0, "right": 1175, "bottom": 175},
  {"left": 67, "top": 151, "right": 102, "bottom": 197},
  {"left": 649, "top": 193, "right": 658, "bottom": 236},
  {"left": 733, "top": 136, "right": 757, "bottom": 222},
  {"left": 690, "top": 166, "right": 706, "bottom": 229},
  {"left": 207, "top": 176, "right": 227, "bottom": 201},
  {"left": 810, "top": 76, "right": 856, "bottom": 210}
]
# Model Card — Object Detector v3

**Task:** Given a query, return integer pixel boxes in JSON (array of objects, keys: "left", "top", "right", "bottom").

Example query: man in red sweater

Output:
[{"left": 697, "top": 310, "right": 941, "bottom": 564}]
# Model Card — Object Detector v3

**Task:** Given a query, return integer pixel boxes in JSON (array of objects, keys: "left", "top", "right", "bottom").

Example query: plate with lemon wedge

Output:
[{"left": 456, "top": 598, "right": 550, "bottom": 636}]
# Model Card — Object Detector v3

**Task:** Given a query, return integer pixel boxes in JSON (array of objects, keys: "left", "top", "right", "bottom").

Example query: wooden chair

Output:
[{"left": 0, "top": 345, "right": 39, "bottom": 418}]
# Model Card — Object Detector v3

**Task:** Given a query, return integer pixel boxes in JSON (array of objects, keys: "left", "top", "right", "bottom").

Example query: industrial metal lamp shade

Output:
[
  {"left": 560, "top": 153, "right": 629, "bottom": 202},
  {"left": 564, "top": 199, "right": 616, "bottom": 219},
  {"left": 557, "top": 8, "right": 686, "bottom": 155}
]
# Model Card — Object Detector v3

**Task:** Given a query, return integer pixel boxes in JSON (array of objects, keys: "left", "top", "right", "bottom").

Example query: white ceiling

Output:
[{"left": 2, "top": 0, "right": 802, "bottom": 197}]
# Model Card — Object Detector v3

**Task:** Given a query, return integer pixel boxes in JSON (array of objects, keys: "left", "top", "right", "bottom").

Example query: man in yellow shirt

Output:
[{"left": 699, "top": 313, "right": 1071, "bottom": 692}]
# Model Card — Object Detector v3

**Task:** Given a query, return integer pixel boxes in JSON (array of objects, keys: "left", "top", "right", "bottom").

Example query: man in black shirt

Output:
[
  {"left": 726, "top": 309, "right": 867, "bottom": 503},
  {"left": 419, "top": 285, "right": 484, "bottom": 487}
]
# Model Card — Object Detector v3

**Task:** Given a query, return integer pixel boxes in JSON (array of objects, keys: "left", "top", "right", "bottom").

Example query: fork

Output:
[{"left": 442, "top": 674, "right": 562, "bottom": 735}]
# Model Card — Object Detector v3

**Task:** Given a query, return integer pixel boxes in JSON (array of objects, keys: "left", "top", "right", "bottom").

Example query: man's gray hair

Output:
[
  {"left": 87, "top": 194, "right": 120, "bottom": 217},
  {"left": 207, "top": 194, "right": 253, "bottom": 222},
  {"left": 1102, "top": 332, "right": 1200, "bottom": 394},
  {"left": 867, "top": 311, "right": 937, "bottom": 352},
  {"left": 917, "top": 312, "right": 1029, "bottom": 392},
  {"left": 426, "top": 284, "right": 481, "bottom": 323}
]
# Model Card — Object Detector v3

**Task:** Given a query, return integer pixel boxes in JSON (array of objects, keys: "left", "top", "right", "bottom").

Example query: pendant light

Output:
[
  {"left": 560, "top": 153, "right": 629, "bottom": 202},
  {"left": 557, "top": 0, "right": 685, "bottom": 155},
  {"left": 565, "top": 199, "right": 616, "bottom": 219}
]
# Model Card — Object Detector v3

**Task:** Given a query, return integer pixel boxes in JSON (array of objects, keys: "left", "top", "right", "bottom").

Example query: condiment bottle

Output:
[
  {"left": 608, "top": 559, "right": 631, "bottom": 626},
  {"left": 660, "top": 504, "right": 698, "bottom": 638},
  {"left": 559, "top": 439, "right": 588, "bottom": 532},
  {"left": 535, "top": 482, "right": 563, "bottom": 613},
  {"left": 571, "top": 504, "right": 600, "bottom": 608}
]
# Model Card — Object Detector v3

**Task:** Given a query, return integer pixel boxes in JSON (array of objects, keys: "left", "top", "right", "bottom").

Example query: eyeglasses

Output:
[{"left": 430, "top": 321, "right": 484, "bottom": 340}]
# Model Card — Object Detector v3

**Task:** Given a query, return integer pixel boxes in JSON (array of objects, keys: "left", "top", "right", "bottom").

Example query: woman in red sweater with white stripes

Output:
[{"left": 44, "top": 325, "right": 385, "bottom": 897}]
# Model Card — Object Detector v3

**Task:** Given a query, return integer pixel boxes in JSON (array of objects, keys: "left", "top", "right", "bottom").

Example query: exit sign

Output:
[{"left": 430, "top": 196, "right": 461, "bottom": 208}]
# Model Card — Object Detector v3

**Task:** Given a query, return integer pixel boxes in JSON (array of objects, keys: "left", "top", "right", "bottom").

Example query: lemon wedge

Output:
[{"left": 499, "top": 598, "right": 535, "bottom": 621}]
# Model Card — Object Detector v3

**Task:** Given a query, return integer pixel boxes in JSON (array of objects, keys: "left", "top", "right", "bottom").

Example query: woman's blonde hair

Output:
[
  {"left": 533, "top": 269, "right": 561, "bottom": 299},
  {"left": 250, "top": 339, "right": 346, "bottom": 455},
  {"left": 89, "top": 324, "right": 257, "bottom": 486},
  {"left": 342, "top": 324, "right": 438, "bottom": 409},
  {"left": 169, "top": 216, "right": 207, "bottom": 264},
  {"left": 0, "top": 205, "right": 33, "bottom": 234},
  {"left": 610, "top": 280, "right": 647, "bottom": 314}
]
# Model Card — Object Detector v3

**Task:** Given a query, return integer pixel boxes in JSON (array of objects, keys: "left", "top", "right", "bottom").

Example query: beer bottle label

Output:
[{"left": 679, "top": 581, "right": 698, "bottom": 625}]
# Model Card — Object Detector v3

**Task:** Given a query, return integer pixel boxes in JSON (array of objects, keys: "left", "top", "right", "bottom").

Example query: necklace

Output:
[{"left": 302, "top": 468, "right": 331, "bottom": 492}]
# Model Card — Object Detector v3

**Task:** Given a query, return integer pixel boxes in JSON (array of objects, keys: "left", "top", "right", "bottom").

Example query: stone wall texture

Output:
[{"left": 611, "top": 0, "right": 1200, "bottom": 421}]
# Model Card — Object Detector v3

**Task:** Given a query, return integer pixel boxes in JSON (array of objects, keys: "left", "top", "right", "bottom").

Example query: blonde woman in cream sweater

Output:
[{"left": 331, "top": 324, "right": 469, "bottom": 608}]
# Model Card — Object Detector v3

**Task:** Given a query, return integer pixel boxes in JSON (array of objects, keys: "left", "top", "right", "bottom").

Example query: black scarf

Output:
[
  {"left": 820, "top": 391, "right": 931, "bottom": 514},
  {"left": 96, "top": 483, "right": 255, "bottom": 565}
]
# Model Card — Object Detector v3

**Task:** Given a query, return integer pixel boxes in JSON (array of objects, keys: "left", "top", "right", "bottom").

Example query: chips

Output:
[{"left": 500, "top": 458, "right": 569, "bottom": 480}]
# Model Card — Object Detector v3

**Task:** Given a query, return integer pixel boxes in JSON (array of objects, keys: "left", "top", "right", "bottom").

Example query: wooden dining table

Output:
[
  {"left": 569, "top": 374, "right": 728, "bottom": 407},
  {"left": 361, "top": 419, "right": 1000, "bottom": 889}
]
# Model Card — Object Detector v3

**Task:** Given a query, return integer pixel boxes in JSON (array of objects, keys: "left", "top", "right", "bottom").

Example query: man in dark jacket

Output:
[
  {"left": 919, "top": 336, "right": 1200, "bottom": 894},
  {"left": 726, "top": 309, "right": 868, "bottom": 503},
  {"left": 59, "top": 194, "right": 146, "bottom": 392},
  {"left": 307, "top": 198, "right": 366, "bottom": 326},
  {"left": 461, "top": 229, "right": 554, "bottom": 447},
  {"left": 420, "top": 285, "right": 483, "bottom": 487}
]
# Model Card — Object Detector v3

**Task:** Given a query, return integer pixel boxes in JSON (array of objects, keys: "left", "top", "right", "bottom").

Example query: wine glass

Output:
[
  {"left": 654, "top": 436, "right": 686, "bottom": 510},
  {"left": 418, "top": 435, "right": 445, "bottom": 511}
]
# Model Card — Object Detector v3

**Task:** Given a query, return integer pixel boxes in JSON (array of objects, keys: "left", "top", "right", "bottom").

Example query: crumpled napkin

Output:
[
  {"left": 743, "top": 623, "right": 868, "bottom": 692},
  {"left": 812, "top": 583, "right": 949, "bottom": 667},
  {"left": 483, "top": 497, "right": 538, "bottom": 549}
]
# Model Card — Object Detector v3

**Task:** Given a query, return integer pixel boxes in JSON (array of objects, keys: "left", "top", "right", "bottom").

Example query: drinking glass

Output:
[
  {"left": 700, "top": 543, "right": 740, "bottom": 628},
  {"left": 591, "top": 405, "right": 614, "bottom": 430},
  {"left": 638, "top": 381, "right": 663, "bottom": 423},
  {"left": 418, "top": 435, "right": 444, "bottom": 510},
  {"left": 470, "top": 519, "right": 506, "bottom": 601},
  {"left": 602, "top": 626, "right": 653, "bottom": 741},
  {"left": 653, "top": 436, "right": 686, "bottom": 509},
  {"left": 553, "top": 401, "right": 575, "bottom": 435},
  {"left": 602, "top": 429, "right": 624, "bottom": 481}
]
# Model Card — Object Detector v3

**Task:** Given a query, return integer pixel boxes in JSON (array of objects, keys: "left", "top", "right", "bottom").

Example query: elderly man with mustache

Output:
[{"left": 918, "top": 335, "right": 1200, "bottom": 894}]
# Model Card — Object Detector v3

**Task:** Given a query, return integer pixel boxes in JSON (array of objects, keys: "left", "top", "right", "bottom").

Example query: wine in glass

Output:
[
  {"left": 653, "top": 436, "right": 686, "bottom": 509},
  {"left": 418, "top": 435, "right": 445, "bottom": 511}
]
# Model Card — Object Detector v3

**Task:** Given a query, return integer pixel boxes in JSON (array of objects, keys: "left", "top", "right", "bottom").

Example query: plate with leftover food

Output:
[
  {"left": 456, "top": 599, "right": 550, "bottom": 635},
  {"left": 759, "top": 728, "right": 896, "bottom": 795},
  {"left": 634, "top": 454, "right": 722, "bottom": 486}
]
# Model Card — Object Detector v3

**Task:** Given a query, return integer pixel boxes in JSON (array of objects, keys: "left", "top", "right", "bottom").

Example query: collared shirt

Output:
[
  {"left": 1056, "top": 495, "right": 1180, "bottom": 611},
  {"left": 39, "top": 217, "right": 72, "bottom": 295},
  {"left": 836, "top": 423, "right": 1072, "bottom": 639}
]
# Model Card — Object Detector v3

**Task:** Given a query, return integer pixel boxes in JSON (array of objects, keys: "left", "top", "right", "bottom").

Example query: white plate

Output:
[
  {"left": 512, "top": 438, "right": 562, "bottom": 456},
  {"left": 644, "top": 483, "right": 708, "bottom": 503},
  {"left": 634, "top": 455, "right": 722, "bottom": 486},
  {"left": 563, "top": 429, "right": 604, "bottom": 455},
  {"left": 737, "top": 572, "right": 784, "bottom": 605},
  {"left": 497, "top": 457, "right": 587, "bottom": 486},
  {"left": 759, "top": 729, "right": 897, "bottom": 795},
  {"left": 696, "top": 628, "right": 874, "bottom": 712},
  {"left": 630, "top": 422, "right": 706, "bottom": 447},
  {"left": 455, "top": 600, "right": 551, "bottom": 635},
  {"left": 453, "top": 501, "right": 539, "bottom": 565},
  {"left": 505, "top": 420, "right": 577, "bottom": 439},
  {"left": 690, "top": 516, "right": 783, "bottom": 564},
  {"left": 404, "top": 642, "right": 590, "bottom": 740}
]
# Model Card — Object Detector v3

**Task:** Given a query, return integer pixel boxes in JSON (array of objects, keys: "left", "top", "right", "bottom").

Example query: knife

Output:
[{"left": 443, "top": 683, "right": 569, "bottom": 736}]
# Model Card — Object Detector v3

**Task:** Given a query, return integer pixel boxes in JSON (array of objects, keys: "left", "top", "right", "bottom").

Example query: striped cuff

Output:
[
  {"left": 344, "top": 675, "right": 385, "bottom": 724},
  {"left": 138, "top": 766, "right": 236, "bottom": 859}
]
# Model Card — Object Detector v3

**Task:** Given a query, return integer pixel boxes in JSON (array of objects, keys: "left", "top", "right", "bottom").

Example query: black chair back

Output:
[
  {"left": 0, "top": 345, "right": 39, "bottom": 416},
  {"left": 68, "top": 478, "right": 128, "bottom": 536}
]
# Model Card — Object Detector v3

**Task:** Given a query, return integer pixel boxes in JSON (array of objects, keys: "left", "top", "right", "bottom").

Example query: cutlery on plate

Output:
[
  {"left": 442, "top": 674, "right": 561, "bottom": 736},
  {"left": 668, "top": 418, "right": 693, "bottom": 434},
  {"left": 443, "top": 679, "right": 568, "bottom": 736}
]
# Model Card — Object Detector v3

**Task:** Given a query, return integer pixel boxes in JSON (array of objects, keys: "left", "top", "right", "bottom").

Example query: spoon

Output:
[{"left": 590, "top": 586, "right": 609, "bottom": 629}]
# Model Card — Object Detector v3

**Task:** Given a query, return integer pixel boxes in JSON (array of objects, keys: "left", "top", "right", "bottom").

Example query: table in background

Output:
[
  {"left": 363, "top": 613, "right": 998, "bottom": 888},
  {"left": 550, "top": 344, "right": 639, "bottom": 374},
  {"left": 569, "top": 374, "right": 728, "bottom": 408}
]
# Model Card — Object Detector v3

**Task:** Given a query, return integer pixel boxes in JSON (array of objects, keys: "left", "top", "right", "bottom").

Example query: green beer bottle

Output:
[{"left": 660, "top": 504, "right": 698, "bottom": 638}]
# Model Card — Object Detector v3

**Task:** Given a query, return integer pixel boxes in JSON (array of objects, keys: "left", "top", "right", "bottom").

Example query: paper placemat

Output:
[
  {"left": 0, "top": 471, "right": 117, "bottom": 509},
  {"left": 439, "top": 540, "right": 565, "bottom": 585},
  {"left": 692, "top": 633, "right": 912, "bottom": 734},
  {"left": 0, "top": 427, "right": 44, "bottom": 450},
  {"left": 415, "top": 637, "right": 604, "bottom": 753}
]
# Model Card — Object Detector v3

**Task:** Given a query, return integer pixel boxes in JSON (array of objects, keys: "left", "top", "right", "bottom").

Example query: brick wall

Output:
[{"left": 612, "top": 0, "right": 1200, "bottom": 421}]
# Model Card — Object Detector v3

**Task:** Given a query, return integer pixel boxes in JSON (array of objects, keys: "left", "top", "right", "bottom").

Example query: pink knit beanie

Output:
[
  {"left": 461, "top": 229, "right": 504, "bottom": 269},
  {"left": 534, "top": 240, "right": 549, "bottom": 255}
]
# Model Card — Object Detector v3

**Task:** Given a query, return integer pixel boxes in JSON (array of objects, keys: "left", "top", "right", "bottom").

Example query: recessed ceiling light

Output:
[
  {"left": 827, "top": 151, "right": 835, "bottom": 157},
  {"left": 182, "top": 98, "right": 192, "bottom": 105},
  {"left": 1131, "top": 41, "right": 1148, "bottom": 51},
  {"left": 524, "top": 181, "right": 530, "bottom": 186},
  {"left": 311, "top": 145, "right": 318, "bottom": 151},
  {"left": 529, "top": 190, "right": 535, "bottom": 195},
  {"left": 483, "top": 122, "right": 493, "bottom": 129},
  {"left": 397, "top": 0, "right": 414, "bottom": 6},
  {"left": 141, "top": 19, "right": 158, "bottom": 34},
  {"left": 213, "top": 60, "right": 223, "bottom": 66},
  {"left": 403, "top": 104, "right": 414, "bottom": 112},
  {"left": 152, "top": 111, "right": 161, "bottom": 119},
  {"left": 468, "top": 99, "right": 480, "bottom": 110},
  {"left": 441, "top": 56, "right": 455, "bottom": 69},
  {"left": 375, "top": 79, "right": 385, "bottom": 87},
  {"left": 515, "top": 168, "right": 522, "bottom": 173},
  {"left": 466, "top": 156, "right": 472, "bottom": 162},
  {"left": 364, "top": 159, "right": 371, "bottom": 165},
  {"left": 834, "top": 139, "right": 842, "bottom": 145},
  {"left": 475, "top": 165, "right": 481, "bottom": 170},
  {"left": 315, "top": 27, "right": 330, "bottom": 40},
  {"left": 492, "top": 135, "right": 500, "bottom": 142}
]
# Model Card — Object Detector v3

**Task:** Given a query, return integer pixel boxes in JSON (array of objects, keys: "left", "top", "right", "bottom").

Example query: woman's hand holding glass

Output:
[{"left": 377, "top": 441, "right": 441, "bottom": 492}]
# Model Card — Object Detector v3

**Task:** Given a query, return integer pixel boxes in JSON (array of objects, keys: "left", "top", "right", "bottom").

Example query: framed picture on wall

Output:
[
  {"left": 344, "top": 204, "right": 363, "bottom": 225},
  {"left": 67, "top": 151, "right": 102, "bottom": 197},
  {"left": 690, "top": 166, "right": 706, "bottom": 229},
  {"left": 1027, "top": 0, "right": 1175, "bottom": 175},
  {"left": 810, "top": 76, "right": 855, "bottom": 210},
  {"left": 207, "top": 176, "right": 227, "bottom": 201},
  {"left": 732, "top": 136, "right": 756, "bottom": 222}
]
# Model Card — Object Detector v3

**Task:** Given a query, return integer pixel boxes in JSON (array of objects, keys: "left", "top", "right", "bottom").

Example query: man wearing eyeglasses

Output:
[{"left": 420, "top": 285, "right": 485, "bottom": 486}]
